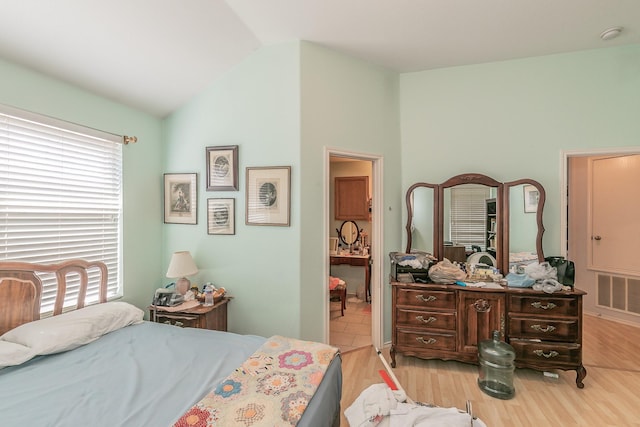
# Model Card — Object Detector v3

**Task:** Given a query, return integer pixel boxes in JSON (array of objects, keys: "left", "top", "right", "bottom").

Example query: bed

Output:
[{"left": 0, "top": 260, "right": 342, "bottom": 427}]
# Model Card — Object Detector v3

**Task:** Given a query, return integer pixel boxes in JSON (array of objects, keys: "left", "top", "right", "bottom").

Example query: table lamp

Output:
[{"left": 166, "top": 251, "right": 198, "bottom": 295}]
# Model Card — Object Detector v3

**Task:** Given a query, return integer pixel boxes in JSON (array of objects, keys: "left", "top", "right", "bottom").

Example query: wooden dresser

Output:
[{"left": 390, "top": 281, "right": 587, "bottom": 388}]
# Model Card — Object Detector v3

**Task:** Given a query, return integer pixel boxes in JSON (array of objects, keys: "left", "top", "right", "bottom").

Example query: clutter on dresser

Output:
[{"left": 389, "top": 251, "right": 436, "bottom": 283}]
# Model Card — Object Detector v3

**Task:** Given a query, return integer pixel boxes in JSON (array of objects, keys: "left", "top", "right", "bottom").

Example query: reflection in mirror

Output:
[
  {"left": 404, "top": 183, "right": 437, "bottom": 254},
  {"left": 407, "top": 186, "right": 435, "bottom": 254},
  {"left": 339, "top": 220, "right": 359, "bottom": 246},
  {"left": 503, "top": 179, "right": 546, "bottom": 274},
  {"left": 442, "top": 184, "right": 497, "bottom": 253}
]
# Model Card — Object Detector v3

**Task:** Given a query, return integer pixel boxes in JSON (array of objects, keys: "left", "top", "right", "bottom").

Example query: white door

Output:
[{"left": 590, "top": 154, "right": 640, "bottom": 275}]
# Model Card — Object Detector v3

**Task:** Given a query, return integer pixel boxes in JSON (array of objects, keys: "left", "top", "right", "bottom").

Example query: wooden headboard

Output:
[{"left": 0, "top": 260, "right": 108, "bottom": 335}]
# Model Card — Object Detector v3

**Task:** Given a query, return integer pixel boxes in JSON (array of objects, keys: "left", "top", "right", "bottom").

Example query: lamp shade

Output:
[{"left": 166, "top": 251, "right": 198, "bottom": 278}]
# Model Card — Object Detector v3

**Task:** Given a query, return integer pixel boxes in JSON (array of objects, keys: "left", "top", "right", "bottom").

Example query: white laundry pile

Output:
[{"left": 344, "top": 384, "right": 486, "bottom": 427}]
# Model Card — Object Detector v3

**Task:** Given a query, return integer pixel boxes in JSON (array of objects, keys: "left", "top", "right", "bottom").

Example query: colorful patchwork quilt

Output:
[{"left": 173, "top": 335, "right": 339, "bottom": 427}]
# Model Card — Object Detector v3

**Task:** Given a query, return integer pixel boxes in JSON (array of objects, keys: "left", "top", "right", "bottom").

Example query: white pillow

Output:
[
  {"left": 0, "top": 341, "right": 34, "bottom": 369},
  {"left": 0, "top": 301, "right": 143, "bottom": 355}
]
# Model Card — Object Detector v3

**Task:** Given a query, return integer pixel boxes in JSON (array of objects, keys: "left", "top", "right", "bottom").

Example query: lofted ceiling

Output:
[{"left": 1, "top": 0, "right": 638, "bottom": 117}]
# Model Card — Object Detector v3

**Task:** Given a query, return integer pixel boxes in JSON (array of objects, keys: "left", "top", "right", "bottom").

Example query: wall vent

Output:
[{"left": 597, "top": 273, "right": 640, "bottom": 316}]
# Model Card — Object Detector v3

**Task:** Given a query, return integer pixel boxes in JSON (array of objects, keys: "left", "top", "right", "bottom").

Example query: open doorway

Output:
[
  {"left": 562, "top": 147, "right": 640, "bottom": 326},
  {"left": 324, "top": 148, "right": 383, "bottom": 352}
]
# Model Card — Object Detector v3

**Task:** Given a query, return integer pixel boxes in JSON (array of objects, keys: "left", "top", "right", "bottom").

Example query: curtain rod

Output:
[{"left": 1, "top": 103, "right": 138, "bottom": 145}]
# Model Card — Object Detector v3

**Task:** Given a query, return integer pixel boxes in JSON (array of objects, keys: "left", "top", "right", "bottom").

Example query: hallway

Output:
[{"left": 329, "top": 296, "right": 372, "bottom": 353}]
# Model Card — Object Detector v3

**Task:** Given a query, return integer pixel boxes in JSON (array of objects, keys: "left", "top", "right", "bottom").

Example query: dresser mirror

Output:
[
  {"left": 404, "top": 173, "right": 546, "bottom": 274},
  {"left": 502, "top": 179, "right": 546, "bottom": 271},
  {"left": 404, "top": 183, "right": 437, "bottom": 255}
]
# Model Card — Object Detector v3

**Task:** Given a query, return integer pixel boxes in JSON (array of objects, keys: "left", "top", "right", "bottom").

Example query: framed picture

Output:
[
  {"left": 246, "top": 166, "right": 291, "bottom": 226},
  {"left": 523, "top": 184, "right": 540, "bottom": 213},
  {"left": 206, "top": 145, "right": 238, "bottom": 191},
  {"left": 164, "top": 173, "right": 197, "bottom": 224},
  {"left": 207, "top": 198, "right": 235, "bottom": 235}
]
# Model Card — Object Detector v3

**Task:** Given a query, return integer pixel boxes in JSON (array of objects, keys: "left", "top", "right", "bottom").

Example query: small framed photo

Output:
[
  {"left": 206, "top": 145, "right": 238, "bottom": 191},
  {"left": 246, "top": 166, "right": 291, "bottom": 226},
  {"left": 207, "top": 198, "right": 235, "bottom": 235},
  {"left": 523, "top": 184, "right": 540, "bottom": 213},
  {"left": 164, "top": 173, "right": 197, "bottom": 224}
]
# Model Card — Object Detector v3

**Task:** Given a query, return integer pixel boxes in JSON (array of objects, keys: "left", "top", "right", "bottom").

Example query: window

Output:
[
  {"left": 0, "top": 105, "right": 122, "bottom": 314},
  {"left": 449, "top": 185, "right": 491, "bottom": 251}
]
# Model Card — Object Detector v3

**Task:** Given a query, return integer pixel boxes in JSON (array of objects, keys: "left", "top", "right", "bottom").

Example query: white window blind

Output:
[
  {"left": 450, "top": 185, "right": 490, "bottom": 251},
  {"left": 0, "top": 105, "right": 122, "bottom": 314}
]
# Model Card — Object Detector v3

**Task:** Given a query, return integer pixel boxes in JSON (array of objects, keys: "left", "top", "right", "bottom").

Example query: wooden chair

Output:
[{"left": 329, "top": 278, "right": 347, "bottom": 316}]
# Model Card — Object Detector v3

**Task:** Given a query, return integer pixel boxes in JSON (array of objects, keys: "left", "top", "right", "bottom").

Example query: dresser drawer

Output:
[
  {"left": 509, "top": 295, "right": 579, "bottom": 316},
  {"left": 510, "top": 339, "right": 581, "bottom": 365},
  {"left": 396, "top": 308, "right": 456, "bottom": 331},
  {"left": 396, "top": 330, "right": 456, "bottom": 351},
  {"left": 396, "top": 289, "right": 455, "bottom": 310},
  {"left": 509, "top": 317, "right": 578, "bottom": 341}
]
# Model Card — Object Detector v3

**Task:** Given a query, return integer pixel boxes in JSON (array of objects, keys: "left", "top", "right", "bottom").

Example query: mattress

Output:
[{"left": 0, "top": 321, "right": 341, "bottom": 426}]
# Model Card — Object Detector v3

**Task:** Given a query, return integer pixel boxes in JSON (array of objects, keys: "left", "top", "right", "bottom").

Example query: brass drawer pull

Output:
[
  {"left": 416, "top": 315, "right": 436, "bottom": 324},
  {"left": 531, "top": 324, "right": 556, "bottom": 333},
  {"left": 533, "top": 349, "right": 559, "bottom": 358},
  {"left": 416, "top": 295, "right": 437, "bottom": 303},
  {"left": 416, "top": 337, "right": 437, "bottom": 345},
  {"left": 531, "top": 301, "right": 557, "bottom": 310}
]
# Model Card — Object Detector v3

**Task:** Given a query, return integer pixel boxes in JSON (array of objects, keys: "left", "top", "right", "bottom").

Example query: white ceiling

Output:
[{"left": 1, "top": 0, "right": 638, "bottom": 117}]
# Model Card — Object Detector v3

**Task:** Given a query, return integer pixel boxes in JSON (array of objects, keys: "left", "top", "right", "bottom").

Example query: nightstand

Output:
[{"left": 149, "top": 298, "right": 230, "bottom": 331}]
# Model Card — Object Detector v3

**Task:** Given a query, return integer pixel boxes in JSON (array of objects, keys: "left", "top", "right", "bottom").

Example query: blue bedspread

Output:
[{"left": 0, "top": 321, "right": 341, "bottom": 427}]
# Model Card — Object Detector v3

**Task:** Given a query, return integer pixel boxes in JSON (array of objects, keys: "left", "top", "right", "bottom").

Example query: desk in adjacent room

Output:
[{"left": 330, "top": 254, "right": 371, "bottom": 302}]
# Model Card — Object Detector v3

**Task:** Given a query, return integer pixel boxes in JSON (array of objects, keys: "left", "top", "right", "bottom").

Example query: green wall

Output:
[
  {"left": 162, "top": 42, "right": 302, "bottom": 338},
  {"left": 162, "top": 41, "right": 403, "bottom": 342},
  {"left": 299, "top": 42, "right": 402, "bottom": 341},
  {"left": 400, "top": 45, "right": 640, "bottom": 257},
  {"left": 0, "top": 58, "right": 164, "bottom": 311}
]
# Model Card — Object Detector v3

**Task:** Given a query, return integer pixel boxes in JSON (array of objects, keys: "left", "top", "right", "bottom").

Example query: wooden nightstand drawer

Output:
[
  {"left": 149, "top": 298, "right": 230, "bottom": 331},
  {"left": 509, "top": 317, "right": 578, "bottom": 341},
  {"left": 510, "top": 339, "right": 581, "bottom": 365},
  {"left": 509, "top": 295, "right": 578, "bottom": 316},
  {"left": 396, "top": 289, "right": 455, "bottom": 310},
  {"left": 154, "top": 313, "right": 199, "bottom": 328},
  {"left": 395, "top": 308, "right": 456, "bottom": 331}
]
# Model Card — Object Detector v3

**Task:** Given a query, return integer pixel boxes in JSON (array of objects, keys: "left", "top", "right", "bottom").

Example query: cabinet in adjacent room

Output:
[{"left": 335, "top": 176, "right": 369, "bottom": 220}]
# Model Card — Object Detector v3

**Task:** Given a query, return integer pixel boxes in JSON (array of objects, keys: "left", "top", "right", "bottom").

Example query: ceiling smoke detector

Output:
[{"left": 600, "top": 27, "right": 623, "bottom": 41}]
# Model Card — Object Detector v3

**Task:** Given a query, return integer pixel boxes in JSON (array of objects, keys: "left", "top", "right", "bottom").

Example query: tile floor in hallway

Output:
[{"left": 329, "top": 295, "right": 372, "bottom": 353}]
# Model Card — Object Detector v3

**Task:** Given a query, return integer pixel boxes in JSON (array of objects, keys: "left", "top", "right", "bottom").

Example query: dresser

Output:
[{"left": 390, "top": 281, "right": 586, "bottom": 388}]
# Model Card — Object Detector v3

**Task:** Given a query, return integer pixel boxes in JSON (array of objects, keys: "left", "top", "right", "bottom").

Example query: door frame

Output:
[
  {"left": 560, "top": 146, "right": 640, "bottom": 259},
  {"left": 323, "top": 147, "right": 383, "bottom": 350}
]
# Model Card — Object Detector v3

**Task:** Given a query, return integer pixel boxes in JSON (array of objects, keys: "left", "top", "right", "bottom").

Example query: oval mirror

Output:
[
  {"left": 503, "top": 179, "right": 546, "bottom": 274},
  {"left": 404, "top": 183, "right": 437, "bottom": 254},
  {"left": 339, "top": 220, "right": 360, "bottom": 246}
]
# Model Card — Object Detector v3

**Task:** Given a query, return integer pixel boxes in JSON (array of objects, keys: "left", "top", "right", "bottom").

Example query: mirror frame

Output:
[
  {"left": 502, "top": 178, "right": 546, "bottom": 274},
  {"left": 404, "top": 182, "right": 439, "bottom": 255},
  {"left": 339, "top": 220, "right": 360, "bottom": 246}
]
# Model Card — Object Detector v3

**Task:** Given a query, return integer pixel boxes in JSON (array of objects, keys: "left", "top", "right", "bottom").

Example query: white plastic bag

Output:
[{"left": 429, "top": 259, "right": 466, "bottom": 284}]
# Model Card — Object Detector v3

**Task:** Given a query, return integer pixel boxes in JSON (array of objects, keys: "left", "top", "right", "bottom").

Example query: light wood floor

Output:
[{"left": 339, "top": 314, "right": 640, "bottom": 426}]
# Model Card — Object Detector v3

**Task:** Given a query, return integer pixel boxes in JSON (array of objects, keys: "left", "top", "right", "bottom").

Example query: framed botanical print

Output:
[
  {"left": 164, "top": 173, "right": 197, "bottom": 224},
  {"left": 206, "top": 145, "right": 238, "bottom": 191},
  {"left": 207, "top": 198, "right": 235, "bottom": 235},
  {"left": 245, "top": 166, "right": 291, "bottom": 226}
]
